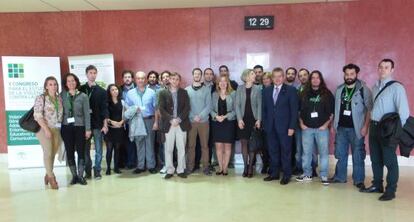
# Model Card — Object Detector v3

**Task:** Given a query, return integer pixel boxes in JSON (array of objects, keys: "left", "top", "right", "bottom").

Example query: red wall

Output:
[{"left": 1, "top": 0, "right": 413, "bottom": 155}]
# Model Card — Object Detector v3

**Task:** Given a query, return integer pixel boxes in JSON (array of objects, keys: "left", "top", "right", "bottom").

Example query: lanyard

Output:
[
  {"left": 48, "top": 95, "right": 59, "bottom": 112},
  {"left": 86, "top": 86, "right": 94, "bottom": 99},
  {"left": 67, "top": 91, "right": 77, "bottom": 114},
  {"left": 343, "top": 87, "right": 355, "bottom": 110}
]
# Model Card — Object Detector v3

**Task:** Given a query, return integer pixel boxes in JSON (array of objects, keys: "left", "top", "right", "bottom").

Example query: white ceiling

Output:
[{"left": 0, "top": 0, "right": 355, "bottom": 13}]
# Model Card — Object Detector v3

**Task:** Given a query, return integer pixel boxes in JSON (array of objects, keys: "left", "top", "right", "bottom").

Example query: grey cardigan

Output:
[
  {"left": 333, "top": 80, "right": 373, "bottom": 139},
  {"left": 210, "top": 91, "right": 236, "bottom": 121},
  {"left": 61, "top": 90, "right": 91, "bottom": 131},
  {"left": 235, "top": 84, "right": 262, "bottom": 122}
]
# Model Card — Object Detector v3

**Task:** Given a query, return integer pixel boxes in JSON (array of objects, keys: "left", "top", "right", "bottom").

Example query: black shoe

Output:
[
  {"left": 105, "top": 169, "right": 111, "bottom": 175},
  {"left": 84, "top": 169, "right": 92, "bottom": 179},
  {"left": 360, "top": 185, "right": 384, "bottom": 193},
  {"left": 133, "top": 168, "right": 144, "bottom": 174},
  {"left": 178, "top": 173, "right": 187, "bottom": 178},
  {"left": 355, "top": 183, "right": 365, "bottom": 189},
  {"left": 264, "top": 176, "right": 279, "bottom": 181},
  {"left": 114, "top": 169, "right": 122, "bottom": 174},
  {"left": 222, "top": 171, "right": 228, "bottom": 176},
  {"left": 70, "top": 176, "right": 78, "bottom": 185},
  {"left": 242, "top": 169, "right": 248, "bottom": 177},
  {"left": 280, "top": 177, "right": 290, "bottom": 185},
  {"left": 164, "top": 174, "right": 174, "bottom": 179},
  {"left": 216, "top": 171, "right": 223, "bottom": 175},
  {"left": 379, "top": 192, "right": 395, "bottom": 201},
  {"left": 78, "top": 177, "right": 87, "bottom": 185},
  {"left": 148, "top": 168, "right": 158, "bottom": 174},
  {"left": 312, "top": 169, "right": 318, "bottom": 178},
  {"left": 94, "top": 171, "right": 102, "bottom": 180}
]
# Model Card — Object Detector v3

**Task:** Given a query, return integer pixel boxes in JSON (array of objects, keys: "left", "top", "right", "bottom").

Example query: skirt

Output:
[{"left": 212, "top": 120, "right": 236, "bottom": 144}]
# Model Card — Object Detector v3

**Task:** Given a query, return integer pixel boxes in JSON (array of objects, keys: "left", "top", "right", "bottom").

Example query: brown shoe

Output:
[{"left": 47, "top": 175, "right": 59, "bottom": 190}]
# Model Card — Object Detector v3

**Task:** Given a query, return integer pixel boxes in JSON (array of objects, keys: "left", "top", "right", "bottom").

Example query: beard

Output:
[
  {"left": 286, "top": 77, "right": 295, "bottom": 83},
  {"left": 344, "top": 77, "right": 357, "bottom": 85}
]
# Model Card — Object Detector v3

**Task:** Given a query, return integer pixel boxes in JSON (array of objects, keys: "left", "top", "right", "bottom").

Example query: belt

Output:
[{"left": 143, "top": 115, "right": 155, "bottom": 120}]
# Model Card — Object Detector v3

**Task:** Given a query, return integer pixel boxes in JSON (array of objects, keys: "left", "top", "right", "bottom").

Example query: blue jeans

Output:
[
  {"left": 302, "top": 128, "right": 329, "bottom": 178},
  {"left": 333, "top": 127, "right": 366, "bottom": 184},
  {"left": 85, "top": 129, "right": 104, "bottom": 173},
  {"left": 295, "top": 128, "right": 318, "bottom": 171}
]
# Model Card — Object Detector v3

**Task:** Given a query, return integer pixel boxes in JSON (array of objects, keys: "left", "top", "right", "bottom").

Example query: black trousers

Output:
[
  {"left": 369, "top": 121, "right": 399, "bottom": 193},
  {"left": 61, "top": 124, "right": 86, "bottom": 167}
]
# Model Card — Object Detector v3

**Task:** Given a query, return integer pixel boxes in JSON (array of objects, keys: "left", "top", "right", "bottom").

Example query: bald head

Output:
[{"left": 135, "top": 71, "right": 147, "bottom": 89}]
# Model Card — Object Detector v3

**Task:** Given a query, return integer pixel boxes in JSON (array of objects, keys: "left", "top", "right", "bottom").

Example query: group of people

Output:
[{"left": 32, "top": 58, "right": 409, "bottom": 201}]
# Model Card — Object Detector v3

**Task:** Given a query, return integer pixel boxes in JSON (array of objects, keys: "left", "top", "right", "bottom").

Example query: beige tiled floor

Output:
[{"left": 0, "top": 162, "right": 413, "bottom": 222}]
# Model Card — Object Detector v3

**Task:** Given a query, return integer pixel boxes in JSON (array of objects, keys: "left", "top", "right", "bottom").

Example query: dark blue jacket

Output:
[{"left": 262, "top": 84, "right": 299, "bottom": 134}]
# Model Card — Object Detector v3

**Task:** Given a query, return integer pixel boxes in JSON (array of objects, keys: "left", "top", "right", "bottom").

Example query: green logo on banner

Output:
[{"left": 7, "top": 63, "right": 24, "bottom": 78}]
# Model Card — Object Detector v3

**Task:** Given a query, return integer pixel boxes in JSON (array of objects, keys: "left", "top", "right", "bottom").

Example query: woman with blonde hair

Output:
[
  {"left": 33, "top": 76, "right": 63, "bottom": 189},
  {"left": 235, "top": 69, "right": 262, "bottom": 178},
  {"left": 210, "top": 74, "right": 237, "bottom": 175}
]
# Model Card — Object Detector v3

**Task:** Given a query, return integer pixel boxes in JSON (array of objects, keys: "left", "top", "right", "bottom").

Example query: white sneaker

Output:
[
  {"left": 296, "top": 175, "right": 312, "bottom": 182},
  {"left": 159, "top": 166, "right": 167, "bottom": 174},
  {"left": 321, "top": 176, "right": 330, "bottom": 186}
]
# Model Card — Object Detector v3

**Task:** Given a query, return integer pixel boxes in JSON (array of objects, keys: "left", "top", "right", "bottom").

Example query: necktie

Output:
[{"left": 273, "top": 87, "right": 279, "bottom": 105}]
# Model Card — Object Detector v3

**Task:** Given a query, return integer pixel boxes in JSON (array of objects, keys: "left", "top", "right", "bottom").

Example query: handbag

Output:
[
  {"left": 249, "top": 127, "right": 263, "bottom": 152},
  {"left": 19, "top": 95, "right": 45, "bottom": 133}
]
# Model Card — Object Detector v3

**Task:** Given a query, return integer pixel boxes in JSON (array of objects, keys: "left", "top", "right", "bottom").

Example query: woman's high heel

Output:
[{"left": 46, "top": 175, "right": 59, "bottom": 190}]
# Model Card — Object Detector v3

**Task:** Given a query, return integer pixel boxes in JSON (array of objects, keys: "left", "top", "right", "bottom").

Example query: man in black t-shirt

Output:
[
  {"left": 296, "top": 70, "right": 334, "bottom": 186},
  {"left": 79, "top": 65, "right": 109, "bottom": 180},
  {"left": 331, "top": 64, "right": 372, "bottom": 189}
]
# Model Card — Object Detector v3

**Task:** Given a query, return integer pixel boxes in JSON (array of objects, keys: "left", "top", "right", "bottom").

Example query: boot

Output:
[
  {"left": 69, "top": 165, "right": 78, "bottom": 185},
  {"left": 78, "top": 160, "right": 87, "bottom": 185}
]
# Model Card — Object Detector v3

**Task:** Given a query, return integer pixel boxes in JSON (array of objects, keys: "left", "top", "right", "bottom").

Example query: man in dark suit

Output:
[{"left": 262, "top": 67, "right": 299, "bottom": 185}]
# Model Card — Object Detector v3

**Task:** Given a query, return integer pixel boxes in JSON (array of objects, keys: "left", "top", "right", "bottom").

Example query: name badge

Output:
[
  {"left": 89, "top": 109, "right": 93, "bottom": 114},
  {"left": 343, "top": 110, "right": 352, "bottom": 116},
  {"left": 67, "top": 117, "right": 75, "bottom": 123},
  {"left": 55, "top": 123, "right": 62, "bottom": 128},
  {"left": 311, "top": 112, "right": 319, "bottom": 118}
]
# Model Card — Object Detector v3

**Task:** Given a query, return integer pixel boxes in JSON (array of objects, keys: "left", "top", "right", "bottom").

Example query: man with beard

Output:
[
  {"left": 204, "top": 68, "right": 216, "bottom": 93},
  {"left": 285, "top": 67, "right": 300, "bottom": 88},
  {"left": 293, "top": 68, "right": 319, "bottom": 177},
  {"left": 331, "top": 64, "right": 373, "bottom": 189},
  {"left": 147, "top": 70, "right": 161, "bottom": 92},
  {"left": 254, "top": 65, "right": 264, "bottom": 85},
  {"left": 186, "top": 68, "right": 212, "bottom": 175},
  {"left": 157, "top": 71, "right": 171, "bottom": 173},
  {"left": 121, "top": 70, "right": 137, "bottom": 169}
]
